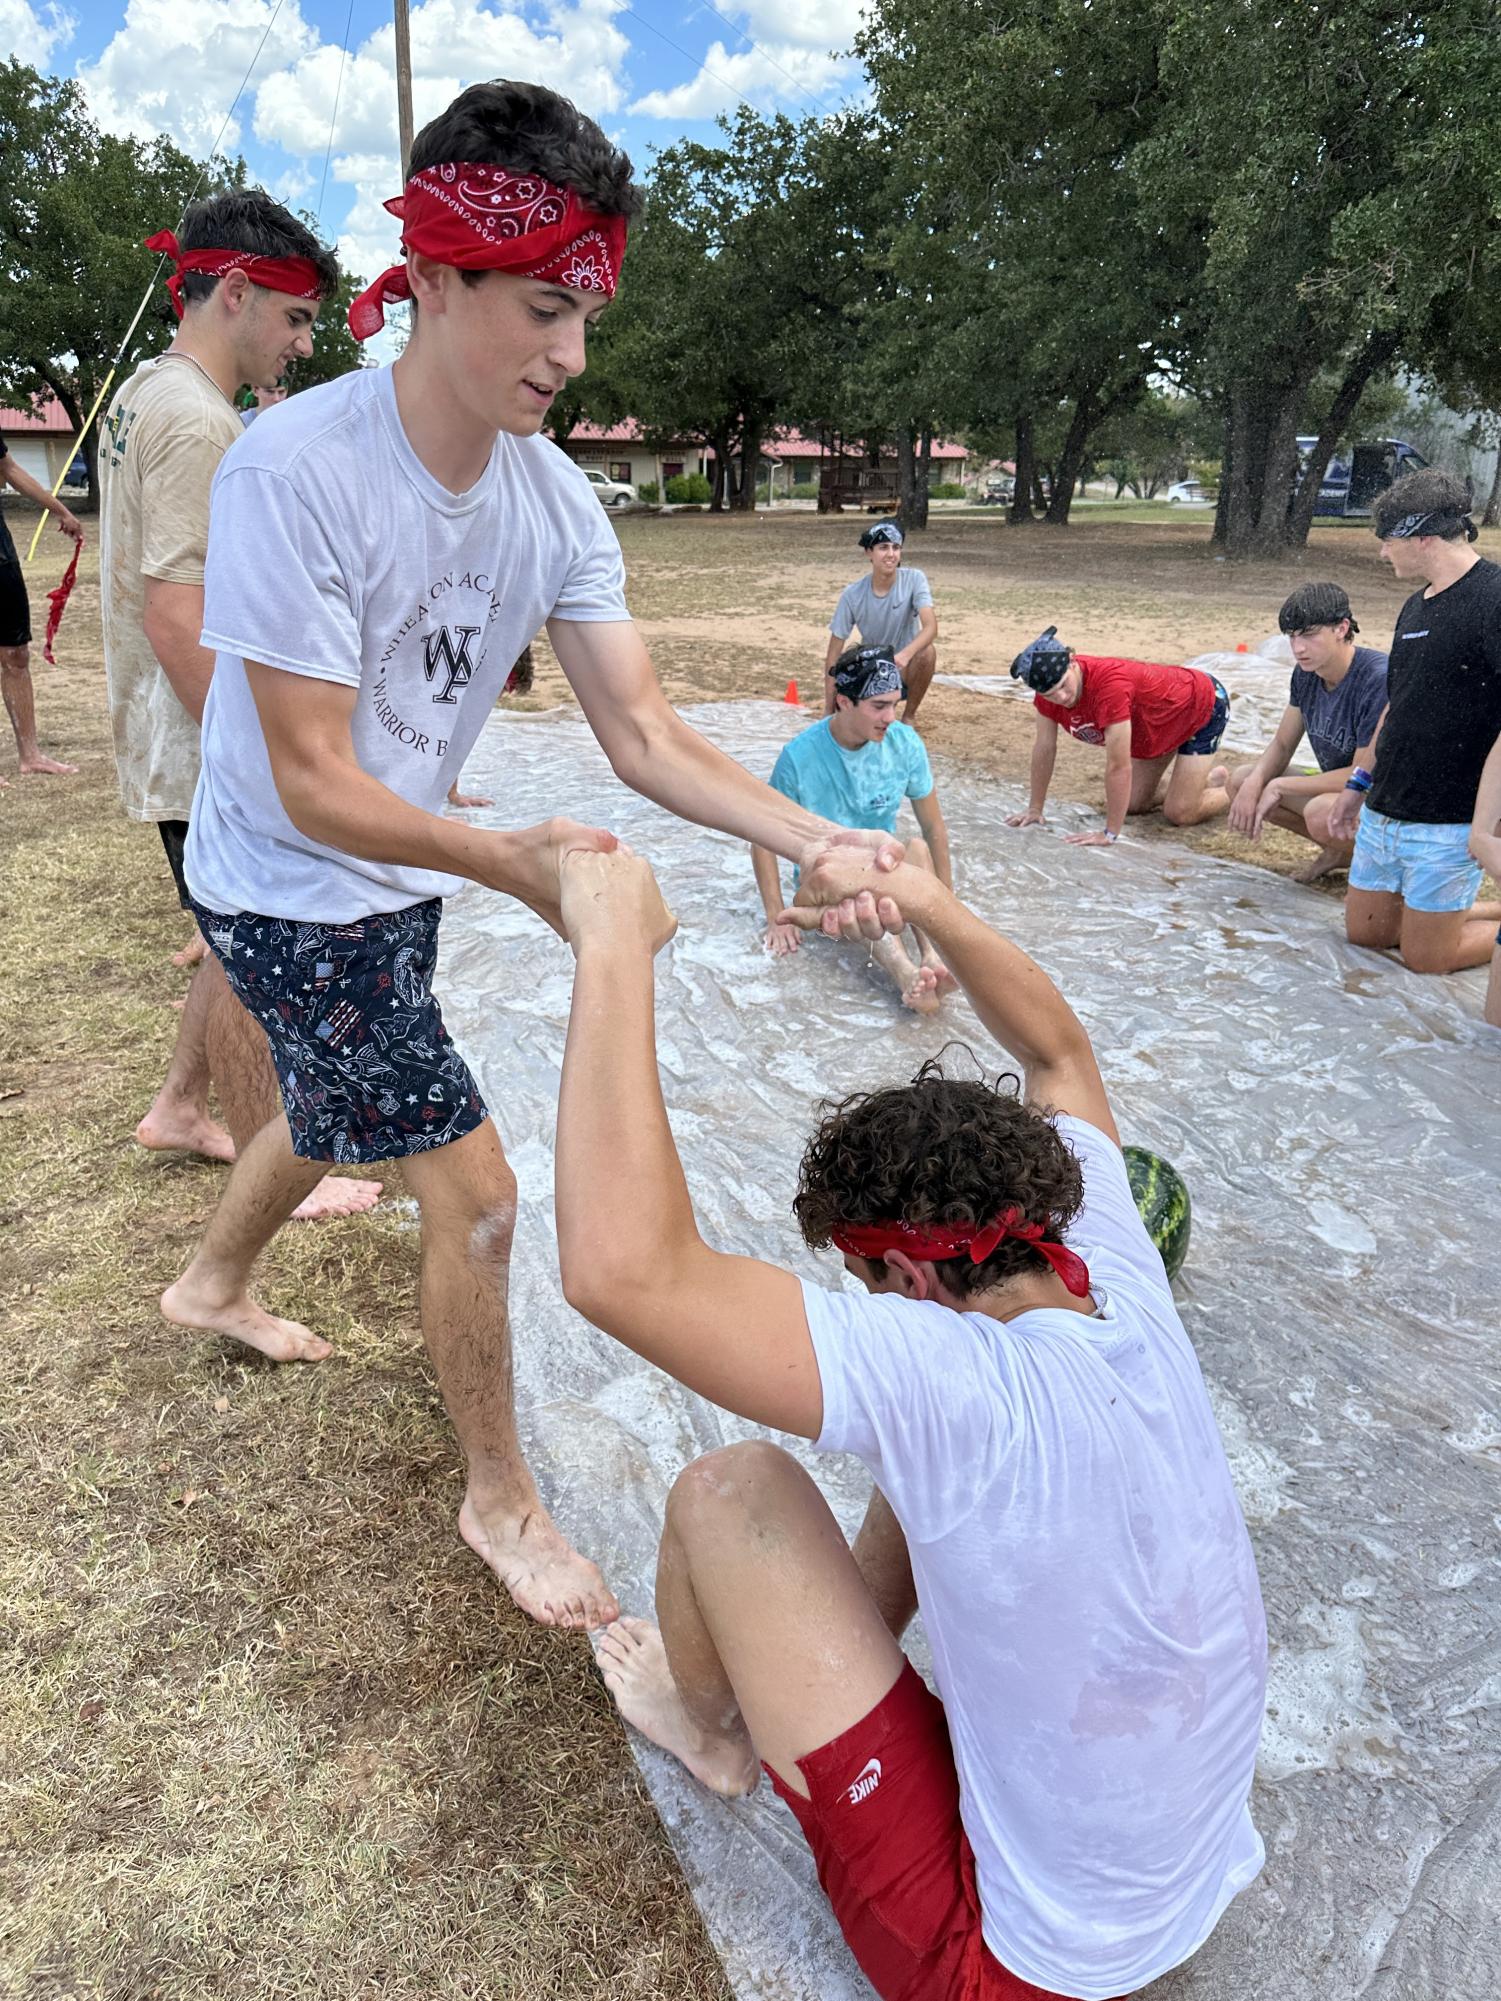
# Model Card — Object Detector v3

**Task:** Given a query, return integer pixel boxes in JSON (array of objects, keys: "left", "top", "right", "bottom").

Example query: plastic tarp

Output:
[{"left": 437, "top": 700, "right": 1500, "bottom": 2000}]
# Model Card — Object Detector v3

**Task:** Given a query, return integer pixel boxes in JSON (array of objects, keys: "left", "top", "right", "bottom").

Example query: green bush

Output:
[
  {"left": 791, "top": 480, "right": 818, "bottom": 499},
  {"left": 664, "top": 472, "right": 713, "bottom": 504},
  {"left": 929, "top": 481, "right": 966, "bottom": 500},
  {"left": 637, "top": 480, "right": 659, "bottom": 504}
]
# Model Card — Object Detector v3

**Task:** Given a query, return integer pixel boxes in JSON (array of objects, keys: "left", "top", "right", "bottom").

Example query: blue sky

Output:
[{"left": 6, "top": 0, "right": 866, "bottom": 295}]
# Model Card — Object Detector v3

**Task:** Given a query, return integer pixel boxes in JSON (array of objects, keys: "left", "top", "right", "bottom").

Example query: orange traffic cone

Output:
[
  {"left": 1234, "top": 642, "right": 1249, "bottom": 653},
  {"left": 784, "top": 678, "right": 800, "bottom": 704}
]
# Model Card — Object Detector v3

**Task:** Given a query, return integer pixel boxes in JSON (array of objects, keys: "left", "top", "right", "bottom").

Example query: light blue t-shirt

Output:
[
  {"left": 769, "top": 717, "right": 933, "bottom": 835},
  {"left": 830, "top": 567, "right": 934, "bottom": 652}
]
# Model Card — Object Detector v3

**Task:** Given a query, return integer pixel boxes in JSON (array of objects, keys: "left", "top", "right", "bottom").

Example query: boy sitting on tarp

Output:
[{"left": 554, "top": 843, "right": 1268, "bottom": 2001}]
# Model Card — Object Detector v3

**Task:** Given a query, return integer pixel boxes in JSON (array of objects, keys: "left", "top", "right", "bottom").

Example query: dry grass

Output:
[{"left": 4, "top": 496, "right": 1493, "bottom": 1999}]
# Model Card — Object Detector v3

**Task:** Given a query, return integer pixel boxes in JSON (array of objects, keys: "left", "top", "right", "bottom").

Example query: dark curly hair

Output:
[
  {"left": 1371, "top": 465, "right": 1473, "bottom": 541},
  {"left": 410, "top": 81, "right": 642, "bottom": 219},
  {"left": 178, "top": 189, "right": 339, "bottom": 307},
  {"left": 793, "top": 1055, "right": 1084, "bottom": 1300}
]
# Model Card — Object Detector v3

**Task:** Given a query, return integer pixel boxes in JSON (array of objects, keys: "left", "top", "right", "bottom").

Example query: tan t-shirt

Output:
[{"left": 100, "top": 354, "right": 243, "bottom": 821}]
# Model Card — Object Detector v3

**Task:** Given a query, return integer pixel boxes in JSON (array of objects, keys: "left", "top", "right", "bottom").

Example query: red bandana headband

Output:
[
  {"left": 347, "top": 163, "right": 628, "bottom": 340},
  {"left": 145, "top": 230, "right": 324, "bottom": 322},
  {"left": 831, "top": 1210, "right": 1091, "bottom": 1297}
]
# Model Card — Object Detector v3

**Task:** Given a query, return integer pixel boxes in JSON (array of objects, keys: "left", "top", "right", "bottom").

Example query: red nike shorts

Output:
[{"left": 766, "top": 1662, "right": 1086, "bottom": 2001}]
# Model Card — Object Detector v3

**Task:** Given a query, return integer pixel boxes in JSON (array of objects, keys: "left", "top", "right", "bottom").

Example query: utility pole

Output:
[{"left": 393, "top": 0, "right": 415, "bottom": 175}]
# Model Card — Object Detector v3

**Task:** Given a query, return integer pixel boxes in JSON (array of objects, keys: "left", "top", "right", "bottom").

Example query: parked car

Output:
[
  {"left": 582, "top": 468, "right": 637, "bottom": 508},
  {"left": 63, "top": 451, "right": 89, "bottom": 490},
  {"left": 1295, "top": 436, "right": 1429, "bottom": 518},
  {"left": 979, "top": 474, "right": 1015, "bottom": 505},
  {"left": 1166, "top": 478, "right": 1207, "bottom": 505}
]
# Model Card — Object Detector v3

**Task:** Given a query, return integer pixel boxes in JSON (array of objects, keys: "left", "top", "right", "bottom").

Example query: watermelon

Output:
[{"left": 1123, "top": 1145, "right": 1192, "bottom": 1282}]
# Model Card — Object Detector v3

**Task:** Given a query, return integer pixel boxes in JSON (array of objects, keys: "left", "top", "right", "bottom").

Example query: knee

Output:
[
  {"left": 666, "top": 1440, "right": 801, "bottom": 1535},
  {"left": 1398, "top": 943, "right": 1454, "bottom": 977},
  {"left": 1224, "top": 764, "right": 1250, "bottom": 801},
  {"left": 1304, "top": 797, "right": 1336, "bottom": 842},
  {"left": 0, "top": 645, "right": 29, "bottom": 679},
  {"left": 904, "top": 835, "right": 932, "bottom": 868},
  {"left": 427, "top": 1161, "right": 518, "bottom": 1257},
  {"left": 1161, "top": 799, "right": 1194, "bottom": 827}
]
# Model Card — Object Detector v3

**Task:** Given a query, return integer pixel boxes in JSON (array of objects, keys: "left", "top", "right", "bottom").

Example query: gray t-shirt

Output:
[
  {"left": 830, "top": 567, "right": 934, "bottom": 652},
  {"left": 1287, "top": 645, "right": 1388, "bottom": 771}
]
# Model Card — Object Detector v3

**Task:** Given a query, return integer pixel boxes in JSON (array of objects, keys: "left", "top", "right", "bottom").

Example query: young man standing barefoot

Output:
[
  {"left": 0, "top": 438, "right": 83, "bottom": 781},
  {"left": 1006, "top": 626, "right": 1231, "bottom": 844},
  {"left": 755, "top": 646, "right": 954, "bottom": 1013},
  {"left": 823, "top": 522, "right": 939, "bottom": 724},
  {"left": 166, "top": 84, "right": 902, "bottom": 1629},
  {"left": 101, "top": 190, "right": 378, "bottom": 1218},
  {"left": 556, "top": 846, "right": 1266, "bottom": 2001}
]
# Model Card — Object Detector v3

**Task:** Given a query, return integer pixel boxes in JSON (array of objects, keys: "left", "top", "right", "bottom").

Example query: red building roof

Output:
[
  {"left": 0, "top": 395, "right": 72, "bottom": 434},
  {"left": 563, "top": 420, "right": 967, "bottom": 461}
]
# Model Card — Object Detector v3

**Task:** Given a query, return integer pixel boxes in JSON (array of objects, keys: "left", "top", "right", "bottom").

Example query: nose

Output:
[
  {"left": 553, "top": 314, "right": 589, "bottom": 380},
  {"left": 292, "top": 327, "right": 315, "bottom": 360}
]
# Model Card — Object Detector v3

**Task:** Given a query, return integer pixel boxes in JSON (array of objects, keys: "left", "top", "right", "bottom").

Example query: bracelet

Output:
[
  {"left": 1344, "top": 769, "right": 1373, "bottom": 794},
  {"left": 1104, "top": 830, "right": 1119, "bottom": 843}
]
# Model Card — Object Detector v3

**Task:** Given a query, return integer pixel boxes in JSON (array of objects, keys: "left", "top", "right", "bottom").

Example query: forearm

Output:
[
  {"left": 273, "top": 746, "right": 525, "bottom": 888},
  {"left": 1103, "top": 756, "right": 1132, "bottom": 834},
  {"left": 897, "top": 609, "right": 937, "bottom": 665},
  {"left": 896, "top": 875, "right": 1095, "bottom": 1079},
  {"left": 612, "top": 705, "right": 839, "bottom": 861},
  {"left": 1471, "top": 734, "right": 1501, "bottom": 855},
  {"left": 823, "top": 634, "right": 843, "bottom": 714},
  {"left": 1275, "top": 766, "right": 1348, "bottom": 801},
  {"left": 2, "top": 461, "right": 67, "bottom": 516},
  {"left": 557, "top": 939, "right": 700, "bottom": 1290},
  {"left": 752, "top": 843, "right": 785, "bottom": 919},
  {"left": 1027, "top": 737, "right": 1056, "bottom": 813},
  {"left": 919, "top": 810, "right": 953, "bottom": 888}
]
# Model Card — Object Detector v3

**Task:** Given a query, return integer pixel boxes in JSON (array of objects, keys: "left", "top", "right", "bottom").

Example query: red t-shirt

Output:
[{"left": 1035, "top": 655, "right": 1216, "bottom": 760}]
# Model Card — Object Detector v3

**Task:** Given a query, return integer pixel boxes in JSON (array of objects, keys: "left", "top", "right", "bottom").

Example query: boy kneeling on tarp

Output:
[{"left": 555, "top": 846, "right": 1267, "bottom": 2001}]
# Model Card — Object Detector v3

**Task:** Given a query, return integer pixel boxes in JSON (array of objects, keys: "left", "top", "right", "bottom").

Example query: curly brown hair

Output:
[{"left": 792, "top": 1055, "right": 1084, "bottom": 1299}]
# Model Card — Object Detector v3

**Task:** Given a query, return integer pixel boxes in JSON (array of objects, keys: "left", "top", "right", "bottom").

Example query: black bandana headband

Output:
[
  {"left": 1382, "top": 508, "right": 1478, "bottom": 543},
  {"left": 833, "top": 647, "right": 905, "bottom": 703}
]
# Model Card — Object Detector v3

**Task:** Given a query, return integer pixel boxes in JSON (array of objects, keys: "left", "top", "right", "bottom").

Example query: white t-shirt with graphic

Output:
[
  {"left": 802, "top": 1115, "right": 1267, "bottom": 2000},
  {"left": 185, "top": 366, "right": 628, "bottom": 921}
]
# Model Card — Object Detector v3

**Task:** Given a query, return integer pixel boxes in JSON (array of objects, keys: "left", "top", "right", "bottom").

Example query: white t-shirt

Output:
[
  {"left": 802, "top": 1115, "right": 1266, "bottom": 2000},
  {"left": 184, "top": 366, "right": 628, "bottom": 920}
]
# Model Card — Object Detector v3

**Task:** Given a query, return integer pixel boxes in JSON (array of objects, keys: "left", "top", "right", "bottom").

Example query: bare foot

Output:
[
  {"left": 289, "top": 1175, "right": 383, "bottom": 1221},
  {"left": 901, "top": 966, "right": 943, "bottom": 1015},
  {"left": 161, "top": 1273, "right": 332, "bottom": 1361},
  {"left": 1207, "top": 764, "right": 1229, "bottom": 792},
  {"left": 19, "top": 753, "right": 78, "bottom": 775},
  {"left": 596, "top": 1618, "right": 760, "bottom": 1796},
  {"left": 921, "top": 953, "right": 958, "bottom": 993},
  {"left": 172, "top": 934, "right": 208, "bottom": 969},
  {"left": 1292, "top": 846, "right": 1349, "bottom": 885},
  {"left": 460, "top": 1493, "right": 619, "bottom": 1629},
  {"left": 135, "top": 1099, "right": 236, "bottom": 1164}
]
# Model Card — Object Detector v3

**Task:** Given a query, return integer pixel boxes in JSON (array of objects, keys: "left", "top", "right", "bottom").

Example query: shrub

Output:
[
  {"left": 664, "top": 472, "right": 713, "bottom": 504},
  {"left": 791, "top": 480, "right": 818, "bottom": 499},
  {"left": 929, "top": 481, "right": 966, "bottom": 500}
]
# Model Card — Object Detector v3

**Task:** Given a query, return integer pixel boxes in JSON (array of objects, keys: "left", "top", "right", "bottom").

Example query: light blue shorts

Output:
[{"left": 1348, "top": 807, "right": 1483, "bottom": 914}]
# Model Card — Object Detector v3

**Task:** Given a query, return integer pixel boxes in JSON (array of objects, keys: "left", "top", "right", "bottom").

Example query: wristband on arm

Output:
[{"left": 1344, "top": 767, "right": 1374, "bottom": 793}]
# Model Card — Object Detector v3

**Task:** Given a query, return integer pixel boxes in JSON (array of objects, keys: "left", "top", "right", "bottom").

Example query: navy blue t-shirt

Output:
[{"left": 1288, "top": 645, "right": 1388, "bottom": 771}]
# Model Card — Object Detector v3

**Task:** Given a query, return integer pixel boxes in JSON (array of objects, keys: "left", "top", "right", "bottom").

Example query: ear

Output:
[
  {"left": 882, "top": 1250, "right": 932, "bottom": 1300},
  {"left": 406, "top": 250, "right": 453, "bottom": 314},
  {"left": 219, "top": 268, "right": 256, "bottom": 316}
]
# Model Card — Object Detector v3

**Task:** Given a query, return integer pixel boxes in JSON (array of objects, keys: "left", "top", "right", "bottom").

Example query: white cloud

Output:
[
  {"left": 78, "top": 0, "right": 318, "bottom": 158},
  {"left": 2, "top": 0, "right": 75, "bottom": 68},
  {"left": 629, "top": 38, "right": 851, "bottom": 120},
  {"left": 732, "top": 0, "right": 868, "bottom": 55}
]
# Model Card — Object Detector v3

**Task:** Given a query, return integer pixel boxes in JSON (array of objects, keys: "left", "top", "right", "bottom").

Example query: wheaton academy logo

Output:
[
  {"left": 847, "top": 1757, "right": 883, "bottom": 1806},
  {"left": 422, "top": 624, "right": 482, "bottom": 703}
]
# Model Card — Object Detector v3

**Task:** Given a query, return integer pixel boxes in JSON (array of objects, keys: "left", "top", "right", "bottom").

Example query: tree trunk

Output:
[
  {"left": 1285, "top": 330, "right": 1402, "bottom": 549},
  {"left": 1215, "top": 369, "right": 1315, "bottom": 558},
  {"left": 896, "top": 427, "right": 918, "bottom": 528},
  {"left": 913, "top": 427, "right": 932, "bottom": 531},
  {"left": 1009, "top": 414, "right": 1036, "bottom": 524},
  {"left": 1045, "top": 395, "right": 1099, "bottom": 526},
  {"left": 1482, "top": 433, "right": 1501, "bottom": 529},
  {"left": 730, "top": 419, "right": 763, "bottom": 511},
  {"left": 708, "top": 430, "right": 731, "bottom": 511}
]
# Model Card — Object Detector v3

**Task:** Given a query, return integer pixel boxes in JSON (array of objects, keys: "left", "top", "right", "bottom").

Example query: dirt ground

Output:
[{"left": 2, "top": 498, "right": 1488, "bottom": 2000}]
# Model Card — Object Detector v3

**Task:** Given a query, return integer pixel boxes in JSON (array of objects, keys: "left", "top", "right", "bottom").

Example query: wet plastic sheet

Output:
[{"left": 438, "top": 701, "right": 1500, "bottom": 2000}]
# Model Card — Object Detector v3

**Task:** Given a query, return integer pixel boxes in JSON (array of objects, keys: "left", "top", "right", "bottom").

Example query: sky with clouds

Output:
[{"left": 5, "top": 0, "right": 868, "bottom": 306}]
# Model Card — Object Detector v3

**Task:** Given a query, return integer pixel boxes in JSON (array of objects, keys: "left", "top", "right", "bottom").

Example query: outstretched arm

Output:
[
  {"left": 1007, "top": 714, "right": 1058, "bottom": 827},
  {"left": 0, "top": 454, "right": 81, "bottom": 539},
  {"left": 549, "top": 617, "right": 901, "bottom": 871},
  {"left": 556, "top": 849, "right": 823, "bottom": 1437},
  {"left": 783, "top": 857, "right": 1117, "bottom": 1141}
]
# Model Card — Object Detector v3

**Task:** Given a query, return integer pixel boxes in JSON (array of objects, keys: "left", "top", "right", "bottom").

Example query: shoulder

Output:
[
  {"left": 1354, "top": 647, "right": 1389, "bottom": 678},
  {"left": 902, "top": 566, "right": 931, "bottom": 588},
  {"left": 887, "top": 718, "right": 927, "bottom": 759},
  {"left": 228, "top": 370, "right": 373, "bottom": 476},
  {"left": 128, "top": 360, "right": 237, "bottom": 441},
  {"left": 784, "top": 717, "right": 832, "bottom": 760},
  {"left": 510, "top": 430, "right": 606, "bottom": 503}
]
